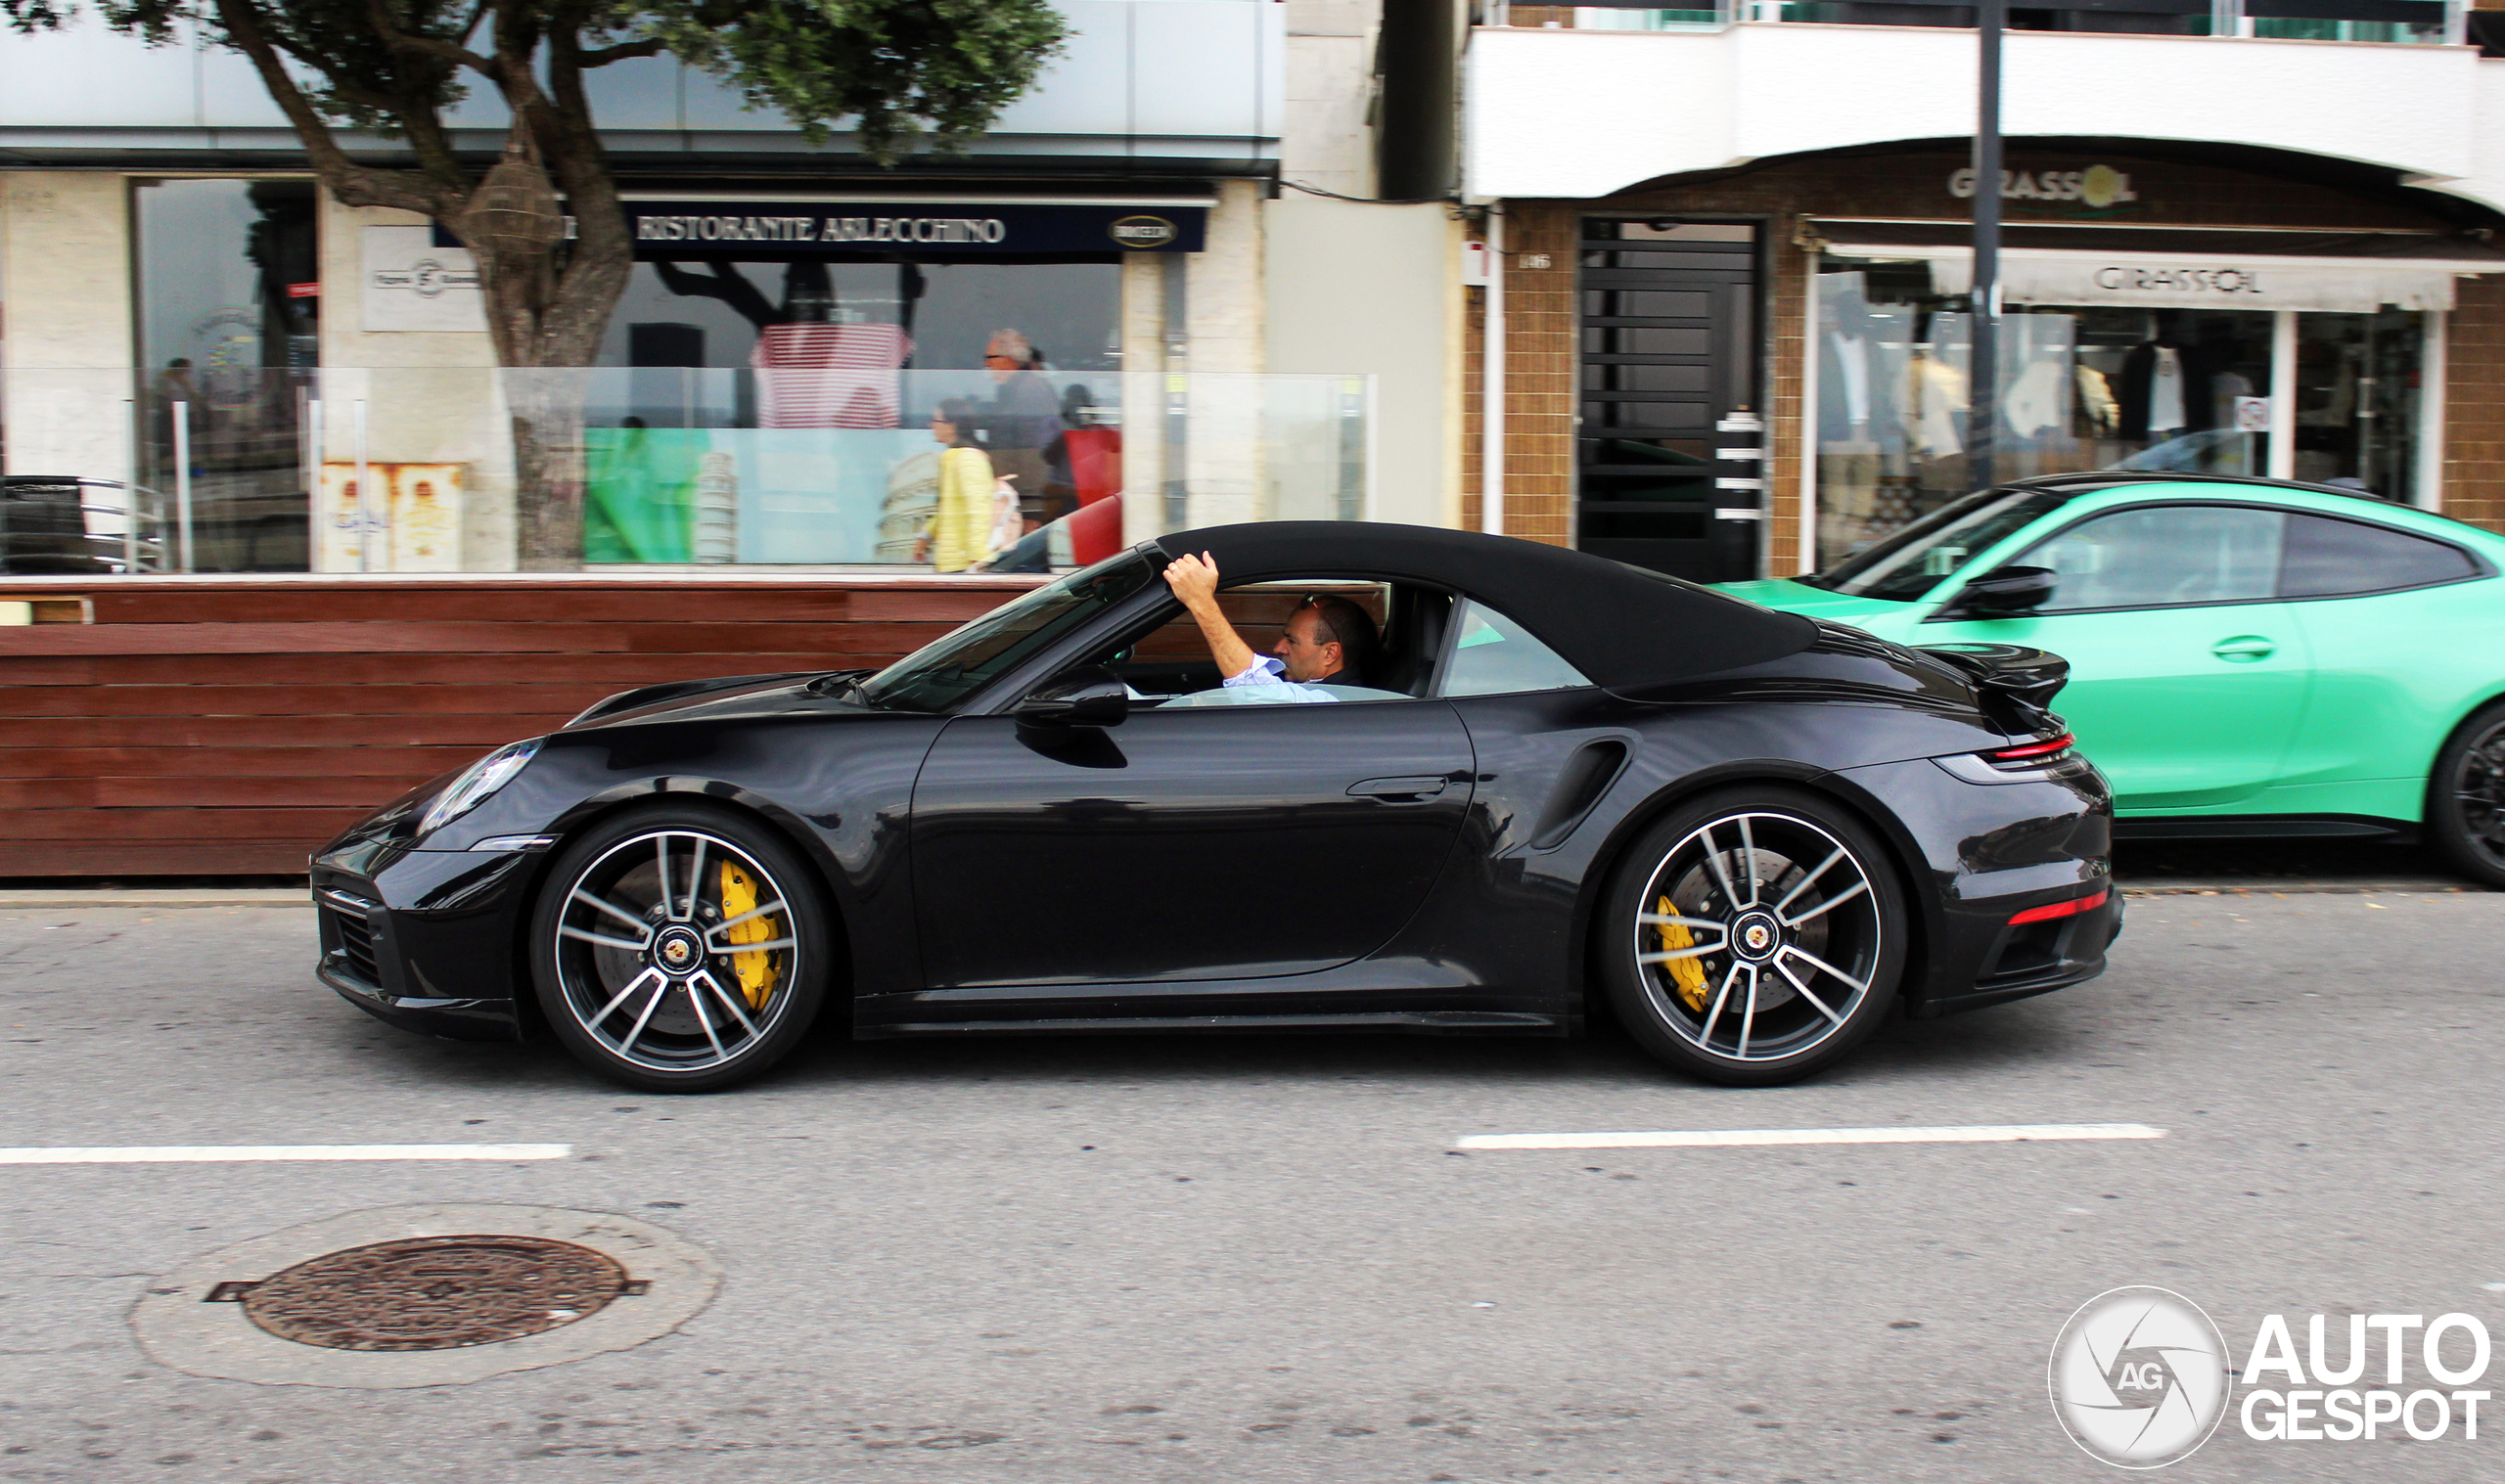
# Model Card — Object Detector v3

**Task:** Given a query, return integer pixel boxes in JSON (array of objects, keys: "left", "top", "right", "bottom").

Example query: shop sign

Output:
[
  {"left": 1927, "top": 253, "right": 2459, "bottom": 313},
  {"left": 618, "top": 201, "right": 1205, "bottom": 256},
  {"left": 1948, "top": 163, "right": 2138, "bottom": 209},
  {"left": 430, "top": 202, "right": 1206, "bottom": 256},
  {"left": 363, "top": 226, "right": 487, "bottom": 334}
]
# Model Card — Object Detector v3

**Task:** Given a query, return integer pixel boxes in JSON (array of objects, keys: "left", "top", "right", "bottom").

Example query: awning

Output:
[{"left": 1807, "top": 220, "right": 2505, "bottom": 313}]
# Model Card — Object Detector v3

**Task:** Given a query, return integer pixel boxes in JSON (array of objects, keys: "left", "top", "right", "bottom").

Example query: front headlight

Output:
[{"left": 418, "top": 738, "right": 543, "bottom": 836}]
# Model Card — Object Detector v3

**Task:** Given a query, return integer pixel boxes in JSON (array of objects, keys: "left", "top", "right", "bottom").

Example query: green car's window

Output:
[
  {"left": 859, "top": 549, "right": 1156, "bottom": 713},
  {"left": 2280, "top": 513, "right": 2481, "bottom": 599},
  {"left": 1438, "top": 600, "right": 1594, "bottom": 697},
  {"left": 1801, "top": 486, "right": 2072, "bottom": 602},
  {"left": 2017, "top": 505, "right": 2284, "bottom": 613}
]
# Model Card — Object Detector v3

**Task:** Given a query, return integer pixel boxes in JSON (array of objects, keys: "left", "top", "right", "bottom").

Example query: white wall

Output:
[
  {"left": 1466, "top": 23, "right": 2505, "bottom": 212},
  {"left": 1264, "top": 194, "right": 1458, "bottom": 529},
  {"left": 0, "top": 172, "right": 133, "bottom": 480},
  {"left": 1283, "top": 0, "right": 1379, "bottom": 199}
]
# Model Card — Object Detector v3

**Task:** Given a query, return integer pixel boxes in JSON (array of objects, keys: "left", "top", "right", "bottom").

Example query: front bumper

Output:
[{"left": 310, "top": 838, "right": 543, "bottom": 1042}]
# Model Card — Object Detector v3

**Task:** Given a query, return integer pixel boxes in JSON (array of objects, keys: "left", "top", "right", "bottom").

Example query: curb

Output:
[{"left": 0, "top": 889, "right": 311, "bottom": 909}]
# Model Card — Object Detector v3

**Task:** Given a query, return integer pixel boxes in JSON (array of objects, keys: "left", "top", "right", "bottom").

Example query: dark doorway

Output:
[{"left": 1576, "top": 219, "right": 1762, "bottom": 582}]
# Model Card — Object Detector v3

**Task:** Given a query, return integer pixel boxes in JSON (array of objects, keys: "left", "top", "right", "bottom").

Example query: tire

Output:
[
  {"left": 1596, "top": 786, "right": 1908, "bottom": 1087},
  {"left": 529, "top": 804, "right": 832, "bottom": 1093},
  {"left": 2429, "top": 699, "right": 2505, "bottom": 890}
]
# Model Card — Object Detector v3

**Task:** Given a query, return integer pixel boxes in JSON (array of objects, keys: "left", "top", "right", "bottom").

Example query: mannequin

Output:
[{"left": 2117, "top": 312, "right": 2219, "bottom": 442}]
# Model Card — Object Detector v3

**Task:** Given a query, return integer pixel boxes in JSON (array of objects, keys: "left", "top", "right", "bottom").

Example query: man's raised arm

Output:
[{"left": 1162, "top": 552, "right": 1261, "bottom": 681}]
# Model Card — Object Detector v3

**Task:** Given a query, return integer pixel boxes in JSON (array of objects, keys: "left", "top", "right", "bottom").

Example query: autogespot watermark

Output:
[{"left": 2051, "top": 1286, "right": 2494, "bottom": 1467}]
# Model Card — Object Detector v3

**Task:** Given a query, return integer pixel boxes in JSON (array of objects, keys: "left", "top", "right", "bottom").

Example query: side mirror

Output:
[
  {"left": 1015, "top": 665, "right": 1129, "bottom": 729},
  {"left": 1943, "top": 564, "right": 2057, "bottom": 619}
]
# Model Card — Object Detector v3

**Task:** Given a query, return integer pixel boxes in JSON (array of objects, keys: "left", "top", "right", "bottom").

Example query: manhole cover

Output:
[{"left": 211, "top": 1235, "right": 644, "bottom": 1351}]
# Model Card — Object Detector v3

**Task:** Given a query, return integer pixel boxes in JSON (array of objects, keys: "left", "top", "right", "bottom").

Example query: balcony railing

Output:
[
  {"left": 0, "top": 367, "right": 1375, "bottom": 576},
  {"left": 1550, "top": 0, "right": 2464, "bottom": 43}
]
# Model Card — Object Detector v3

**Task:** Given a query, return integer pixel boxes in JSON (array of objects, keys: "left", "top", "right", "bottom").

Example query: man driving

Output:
[{"left": 1162, "top": 552, "right": 1380, "bottom": 704}]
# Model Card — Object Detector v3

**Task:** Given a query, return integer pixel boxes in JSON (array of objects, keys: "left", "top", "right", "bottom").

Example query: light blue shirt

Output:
[{"left": 1157, "top": 655, "right": 1406, "bottom": 708}]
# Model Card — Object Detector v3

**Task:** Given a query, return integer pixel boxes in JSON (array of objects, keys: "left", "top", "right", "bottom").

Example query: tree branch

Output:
[
  {"left": 364, "top": 0, "right": 495, "bottom": 76},
  {"left": 577, "top": 35, "right": 665, "bottom": 67},
  {"left": 212, "top": 0, "right": 445, "bottom": 215}
]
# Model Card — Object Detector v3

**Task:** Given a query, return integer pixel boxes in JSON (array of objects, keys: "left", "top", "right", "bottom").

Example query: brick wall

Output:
[
  {"left": 2444, "top": 274, "right": 2505, "bottom": 532},
  {"left": 1491, "top": 148, "right": 2505, "bottom": 569}
]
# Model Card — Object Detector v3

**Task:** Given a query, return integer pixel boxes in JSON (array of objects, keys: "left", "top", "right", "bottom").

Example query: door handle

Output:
[
  {"left": 1347, "top": 775, "right": 1448, "bottom": 801},
  {"left": 2210, "top": 636, "right": 2277, "bottom": 663}
]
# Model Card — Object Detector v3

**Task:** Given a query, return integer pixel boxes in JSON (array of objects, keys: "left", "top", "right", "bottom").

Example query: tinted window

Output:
[
  {"left": 1440, "top": 601, "right": 1594, "bottom": 697},
  {"left": 2017, "top": 505, "right": 2283, "bottom": 613},
  {"left": 2280, "top": 513, "right": 2480, "bottom": 598},
  {"left": 1803, "top": 486, "right": 2073, "bottom": 602}
]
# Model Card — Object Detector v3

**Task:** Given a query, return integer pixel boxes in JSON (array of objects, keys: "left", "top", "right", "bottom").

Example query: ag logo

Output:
[
  {"left": 1109, "top": 214, "right": 1178, "bottom": 249},
  {"left": 2050, "top": 1286, "right": 2229, "bottom": 1468}
]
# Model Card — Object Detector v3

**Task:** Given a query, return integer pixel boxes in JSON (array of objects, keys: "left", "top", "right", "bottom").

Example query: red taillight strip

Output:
[
  {"left": 2008, "top": 887, "right": 2110, "bottom": 925},
  {"left": 1988, "top": 732, "right": 2075, "bottom": 761}
]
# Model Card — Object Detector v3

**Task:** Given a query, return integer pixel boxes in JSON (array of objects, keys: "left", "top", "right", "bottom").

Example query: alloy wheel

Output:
[
  {"left": 550, "top": 829, "right": 800, "bottom": 1074},
  {"left": 1628, "top": 810, "right": 1886, "bottom": 1064},
  {"left": 2453, "top": 718, "right": 2505, "bottom": 874}
]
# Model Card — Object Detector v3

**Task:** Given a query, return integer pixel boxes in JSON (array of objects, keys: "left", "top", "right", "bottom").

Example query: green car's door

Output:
[
  {"left": 1922, "top": 502, "right": 2314, "bottom": 810},
  {"left": 2266, "top": 511, "right": 2493, "bottom": 818}
]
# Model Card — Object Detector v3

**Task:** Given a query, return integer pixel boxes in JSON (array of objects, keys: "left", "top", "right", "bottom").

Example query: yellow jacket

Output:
[{"left": 931, "top": 445, "right": 995, "bottom": 573}]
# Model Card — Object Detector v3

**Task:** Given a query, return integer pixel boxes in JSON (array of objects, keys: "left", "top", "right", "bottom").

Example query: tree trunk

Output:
[{"left": 458, "top": 149, "right": 635, "bottom": 570}]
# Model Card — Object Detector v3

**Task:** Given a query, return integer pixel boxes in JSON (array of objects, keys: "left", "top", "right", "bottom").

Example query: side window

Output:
[
  {"left": 2015, "top": 505, "right": 2283, "bottom": 613},
  {"left": 2280, "top": 513, "right": 2480, "bottom": 598},
  {"left": 1438, "top": 600, "right": 1594, "bottom": 697}
]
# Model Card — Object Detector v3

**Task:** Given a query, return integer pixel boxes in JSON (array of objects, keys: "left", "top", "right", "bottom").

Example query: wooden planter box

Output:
[{"left": 0, "top": 574, "right": 1038, "bottom": 877}]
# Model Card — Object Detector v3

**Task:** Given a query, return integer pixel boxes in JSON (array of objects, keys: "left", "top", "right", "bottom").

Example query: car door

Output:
[
  {"left": 909, "top": 694, "right": 1477, "bottom": 988},
  {"left": 2270, "top": 510, "right": 2492, "bottom": 800},
  {"left": 1920, "top": 501, "right": 2312, "bottom": 810}
]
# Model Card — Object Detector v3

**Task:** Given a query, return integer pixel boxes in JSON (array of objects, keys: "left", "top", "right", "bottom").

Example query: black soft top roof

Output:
[{"left": 1154, "top": 521, "right": 1818, "bottom": 690}]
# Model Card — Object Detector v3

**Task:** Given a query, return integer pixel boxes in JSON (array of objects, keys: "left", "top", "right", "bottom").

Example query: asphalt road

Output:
[{"left": 3, "top": 886, "right": 2501, "bottom": 1482}]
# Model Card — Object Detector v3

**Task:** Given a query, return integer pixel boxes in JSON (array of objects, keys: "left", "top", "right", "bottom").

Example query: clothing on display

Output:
[
  {"left": 752, "top": 322, "right": 915, "bottom": 429},
  {"left": 2118, "top": 338, "right": 2219, "bottom": 440}
]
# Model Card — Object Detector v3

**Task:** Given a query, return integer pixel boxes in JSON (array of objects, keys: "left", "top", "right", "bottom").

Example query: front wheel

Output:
[
  {"left": 2429, "top": 700, "right": 2505, "bottom": 890},
  {"left": 529, "top": 806, "right": 831, "bottom": 1093},
  {"left": 1596, "top": 787, "right": 1907, "bottom": 1087}
]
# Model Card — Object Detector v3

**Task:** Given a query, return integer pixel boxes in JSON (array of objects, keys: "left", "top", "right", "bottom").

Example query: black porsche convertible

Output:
[{"left": 311, "top": 521, "right": 2120, "bottom": 1092}]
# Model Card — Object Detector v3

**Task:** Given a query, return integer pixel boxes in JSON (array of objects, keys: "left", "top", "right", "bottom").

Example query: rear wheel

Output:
[
  {"left": 1597, "top": 787, "right": 1906, "bottom": 1087},
  {"left": 2430, "top": 700, "right": 2505, "bottom": 890},
  {"left": 530, "top": 805, "right": 830, "bottom": 1093}
]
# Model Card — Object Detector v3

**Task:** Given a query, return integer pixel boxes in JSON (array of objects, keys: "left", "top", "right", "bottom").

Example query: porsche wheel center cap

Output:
[
  {"left": 1731, "top": 912, "right": 1782, "bottom": 963},
  {"left": 654, "top": 928, "right": 704, "bottom": 973}
]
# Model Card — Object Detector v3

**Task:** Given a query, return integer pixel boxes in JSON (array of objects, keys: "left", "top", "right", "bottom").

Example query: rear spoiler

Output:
[{"left": 1917, "top": 643, "right": 2070, "bottom": 734}]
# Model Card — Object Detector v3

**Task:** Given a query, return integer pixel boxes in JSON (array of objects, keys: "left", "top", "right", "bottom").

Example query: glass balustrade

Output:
[{"left": 0, "top": 368, "right": 1375, "bottom": 576}]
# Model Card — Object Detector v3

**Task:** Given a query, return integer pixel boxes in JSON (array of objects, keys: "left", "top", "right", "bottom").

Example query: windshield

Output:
[
  {"left": 857, "top": 548, "right": 1158, "bottom": 713},
  {"left": 1800, "top": 487, "right": 2073, "bottom": 601}
]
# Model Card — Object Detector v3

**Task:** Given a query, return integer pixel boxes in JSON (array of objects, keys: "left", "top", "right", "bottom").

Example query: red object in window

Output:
[
  {"left": 287, "top": 282, "right": 322, "bottom": 298},
  {"left": 2007, "top": 887, "right": 2109, "bottom": 925},
  {"left": 1064, "top": 426, "right": 1122, "bottom": 507},
  {"left": 1066, "top": 491, "right": 1123, "bottom": 566}
]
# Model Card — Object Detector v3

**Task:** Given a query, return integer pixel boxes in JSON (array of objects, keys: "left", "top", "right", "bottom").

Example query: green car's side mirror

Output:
[
  {"left": 1941, "top": 564, "right": 2057, "bottom": 619},
  {"left": 1016, "top": 665, "right": 1129, "bottom": 729}
]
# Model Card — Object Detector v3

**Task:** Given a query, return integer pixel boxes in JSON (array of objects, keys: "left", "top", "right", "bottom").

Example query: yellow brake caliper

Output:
[
  {"left": 1657, "top": 894, "right": 1710, "bottom": 1012},
  {"left": 718, "top": 860, "right": 783, "bottom": 1011}
]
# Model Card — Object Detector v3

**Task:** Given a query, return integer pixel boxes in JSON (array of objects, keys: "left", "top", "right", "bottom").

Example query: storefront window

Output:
[
  {"left": 132, "top": 178, "right": 320, "bottom": 571},
  {"left": 1812, "top": 259, "right": 2424, "bottom": 567}
]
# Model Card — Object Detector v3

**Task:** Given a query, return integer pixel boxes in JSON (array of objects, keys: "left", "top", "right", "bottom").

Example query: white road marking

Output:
[
  {"left": 0, "top": 1144, "right": 570, "bottom": 1165},
  {"left": 1454, "top": 1123, "right": 2166, "bottom": 1150}
]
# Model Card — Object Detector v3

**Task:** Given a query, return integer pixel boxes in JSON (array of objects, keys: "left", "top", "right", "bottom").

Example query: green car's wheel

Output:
[{"left": 2431, "top": 700, "right": 2505, "bottom": 890}]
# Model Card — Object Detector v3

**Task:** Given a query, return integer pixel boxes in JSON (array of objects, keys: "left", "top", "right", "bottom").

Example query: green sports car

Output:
[{"left": 1721, "top": 472, "right": 2505, "bottom": 888}]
